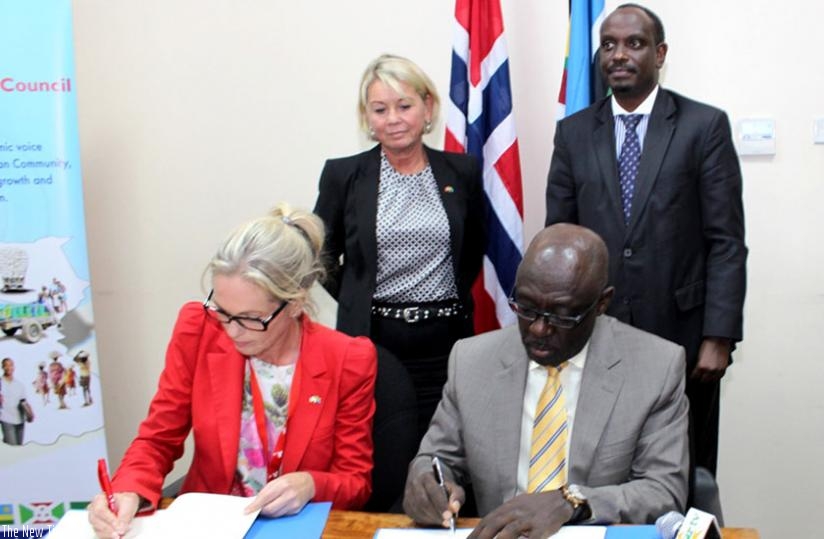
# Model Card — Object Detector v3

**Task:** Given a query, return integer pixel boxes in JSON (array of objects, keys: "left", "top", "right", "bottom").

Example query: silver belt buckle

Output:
[{"left": 402, "top": 307, "right": 420, "bottom": 323}]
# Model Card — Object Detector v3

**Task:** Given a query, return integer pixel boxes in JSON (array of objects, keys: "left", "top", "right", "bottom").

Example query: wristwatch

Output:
[{"left": 561, "top": 484, "right": 591, "bottom": 523}]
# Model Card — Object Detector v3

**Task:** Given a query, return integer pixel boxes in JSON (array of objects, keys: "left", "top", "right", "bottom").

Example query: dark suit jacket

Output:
[
  {"left": 409, "top": 316, "right": 689, "bottom": 523},
  {"left": 112, "top": 303, "right": 377, "bottom": 509},
  {"left": 546, "top": 89, "right": 747, "bottom": 365},
  {"left": 314, "top": 144, "right": 485, "bottom": 336}
]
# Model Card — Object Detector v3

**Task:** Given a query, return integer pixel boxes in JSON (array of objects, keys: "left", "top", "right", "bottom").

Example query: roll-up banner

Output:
[{"left": 0, "top": 0, "right": 109, "bottom": 532}]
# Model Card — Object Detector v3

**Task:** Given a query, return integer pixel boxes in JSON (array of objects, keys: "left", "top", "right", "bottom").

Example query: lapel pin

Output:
[
  {"left": 443, "top": 185, "right": 454, "bottom": 193},
  {"left": 309, "top": 395, "right": 322, "bottom": 404}
]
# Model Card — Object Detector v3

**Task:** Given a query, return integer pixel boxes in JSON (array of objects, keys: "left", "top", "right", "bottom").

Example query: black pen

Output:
[{"left": 431, "top": 456, "right": 456, "bottom": 534}]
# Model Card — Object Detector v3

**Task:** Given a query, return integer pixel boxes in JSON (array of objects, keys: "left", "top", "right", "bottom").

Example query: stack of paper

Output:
[
  {"left": 373, "top": 526, "right": 607, "bottom": 539},
  {"left": 49, "top": 493, "right": 259, "bottom": 538}
]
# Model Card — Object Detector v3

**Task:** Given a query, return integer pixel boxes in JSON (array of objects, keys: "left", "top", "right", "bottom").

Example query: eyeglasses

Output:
[
  {"left": 507, "top": 292, "right": 601, "bottom": 330},
  {"left": 202, "top": 289, "right": 288, "bottom": 332}
]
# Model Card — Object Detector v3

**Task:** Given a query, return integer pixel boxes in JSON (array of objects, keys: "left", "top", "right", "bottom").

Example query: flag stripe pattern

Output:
[
  {"left": 447, "top": 0, "right": 524, "bottom": 332},
  {"left": 0, "top": 504, "right": 14, "bottom": 525},
  {"left": 558, "top": 0, "right": 607, "bottom": 118}
]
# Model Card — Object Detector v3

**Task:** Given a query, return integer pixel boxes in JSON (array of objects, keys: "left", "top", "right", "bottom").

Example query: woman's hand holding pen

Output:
[
  {"left": 88, "top": 491, "right": 139, "bottom": 539},
  {"left": 244, "top": 471, "right": 316, "bottom": 518}
]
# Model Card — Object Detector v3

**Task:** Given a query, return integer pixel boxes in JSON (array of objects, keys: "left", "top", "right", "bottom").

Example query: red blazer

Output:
[{"left": 112, "top": 302, "right": 377, "bottom": 509}]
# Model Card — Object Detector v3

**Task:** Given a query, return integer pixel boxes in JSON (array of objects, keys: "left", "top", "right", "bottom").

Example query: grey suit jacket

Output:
[{"left": 409, "top": 315, "right": 689, "bottom": 524}]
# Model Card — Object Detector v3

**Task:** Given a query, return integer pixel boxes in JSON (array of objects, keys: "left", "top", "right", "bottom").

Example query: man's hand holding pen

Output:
[
  {"left": 403, "top": 457, "right": 465, "bottom": 530},
  {"left": 432, "top": 456, "right": 458, "bottom": 533},
  {"left": 440, "top": 490, "right": 462, "bottom": 531}
]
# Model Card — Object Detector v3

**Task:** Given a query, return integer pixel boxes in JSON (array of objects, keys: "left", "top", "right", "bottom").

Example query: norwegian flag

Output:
[{"left": 446, "top": 0, "right": 524, "bottom": 333}]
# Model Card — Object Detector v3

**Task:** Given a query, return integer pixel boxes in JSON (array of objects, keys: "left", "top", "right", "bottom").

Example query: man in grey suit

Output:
[
  {"left": 404, "top": 224, "right": 688, "bottom": 538},
  {"left": 545, "top": 3, "right": 746, "bottom": 476}
]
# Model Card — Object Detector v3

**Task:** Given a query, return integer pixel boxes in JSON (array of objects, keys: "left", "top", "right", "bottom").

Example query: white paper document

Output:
[
  {"left": 374, "top": 530, "right": 474, "bottom": 539},
  {"left": 49, "top": 492, "right": 260, "bottom": 538},
  {"left": 374, "top": 526, "right": 606, "bottom": 539}
]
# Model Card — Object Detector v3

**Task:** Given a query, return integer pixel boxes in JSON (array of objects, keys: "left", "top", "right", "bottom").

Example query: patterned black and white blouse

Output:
[{"left": 373, "top": 152, "right": 459, "bottom": 304}]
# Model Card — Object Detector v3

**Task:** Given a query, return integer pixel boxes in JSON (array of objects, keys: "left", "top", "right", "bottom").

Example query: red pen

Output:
[{"left": 97, "top": 458, "right": 118, "bottom": 515}]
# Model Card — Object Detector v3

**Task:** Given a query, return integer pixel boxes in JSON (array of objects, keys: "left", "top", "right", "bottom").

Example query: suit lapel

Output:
[
  {"left": 354, "top": 145, "right": 382, "bottom": 275},
  {"left": 207, "top": 335, "right": 245, "bottom": 485},
  {"left": 593, "top": 101, "right": 626, "bottom": 230},
  {"left": 568, "top": 317, "right": 624, "bottom": 483},
  {"left": 282, "top": 319, "right": 330, "bottom": 472},
  {"left": 490, "top": 327, "right": 529, "bottom": 503},
  {"left": 627, "top": 90, "right": 676, "bottom": 235},
  {"left": 426, "top": 147, "right": 464, "bottom": 276}
]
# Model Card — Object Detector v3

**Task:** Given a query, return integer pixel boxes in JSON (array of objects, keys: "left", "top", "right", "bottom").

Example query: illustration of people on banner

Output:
[{"left": 0, "top": 239, "right": 104, "bottom": 447}]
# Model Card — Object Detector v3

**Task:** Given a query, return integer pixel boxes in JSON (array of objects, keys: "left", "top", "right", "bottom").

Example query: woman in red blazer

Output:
[{"left": 88, "top": 205, "right": 376, "bottom": 538}]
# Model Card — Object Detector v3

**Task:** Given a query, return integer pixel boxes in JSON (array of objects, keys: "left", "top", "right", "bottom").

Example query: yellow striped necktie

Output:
[{"left": 528, "top": 364, "right": 568, "bottom": 493}]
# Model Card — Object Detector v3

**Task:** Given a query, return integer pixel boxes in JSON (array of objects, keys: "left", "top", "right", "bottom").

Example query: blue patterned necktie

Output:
[{"left": 618, "top": 114, "right": 642, "bottom": 224}]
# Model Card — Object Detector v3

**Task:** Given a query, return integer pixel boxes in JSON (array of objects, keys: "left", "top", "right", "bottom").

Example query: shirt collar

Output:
[
  {"left": 611, "top": 85, "right": 660, "bottom": 117},
  {"left": 529, "top": 341, "right": 590, "bottom": 373}
]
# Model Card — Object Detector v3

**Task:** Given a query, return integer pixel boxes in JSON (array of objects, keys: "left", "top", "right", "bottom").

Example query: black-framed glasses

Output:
[
  {"left": 507, "top": 292, "right": 601, "bottom": 330},
  {"left": 202, "top": 289, "right": 288, "bottom": 331}
]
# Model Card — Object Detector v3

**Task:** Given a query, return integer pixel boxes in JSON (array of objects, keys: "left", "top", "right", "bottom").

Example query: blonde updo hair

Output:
[
  {"left": 357, "top": 53, "right": 441, "bottom": 135},
  {"left": 205, "top": 203, "right": 326, "bottom": 313}
]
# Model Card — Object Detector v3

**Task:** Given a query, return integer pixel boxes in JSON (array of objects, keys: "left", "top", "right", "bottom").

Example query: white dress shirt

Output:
[
  {"left": 516, "top": 342, "right": 589, "bottom": 494},
  {"left": 611, "top": 84, "right": 659, "bottom": 156}
]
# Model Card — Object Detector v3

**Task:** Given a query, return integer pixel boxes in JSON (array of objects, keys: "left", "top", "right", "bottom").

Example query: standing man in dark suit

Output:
[{"left": 545, "top": 3, "right": 747, "bottom": 475}]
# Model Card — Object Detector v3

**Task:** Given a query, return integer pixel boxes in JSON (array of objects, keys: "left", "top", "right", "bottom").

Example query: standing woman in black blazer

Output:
[{"left": 314, "top": 54, "right": 485, "bottom": 439}]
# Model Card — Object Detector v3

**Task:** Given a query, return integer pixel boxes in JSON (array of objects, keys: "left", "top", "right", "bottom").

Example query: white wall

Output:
[{"left": 71, "top": 2, "right": 824, "bottom": 537}]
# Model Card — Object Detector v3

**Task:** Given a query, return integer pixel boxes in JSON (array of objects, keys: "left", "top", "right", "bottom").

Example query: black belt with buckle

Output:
[{"left": 371, "top": 301, "right": 463, "bottom": 323}]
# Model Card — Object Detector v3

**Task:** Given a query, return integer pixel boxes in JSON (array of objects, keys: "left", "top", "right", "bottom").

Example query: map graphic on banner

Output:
[{"left": 0, "top": 0, "right": 109, "bottom": 531}]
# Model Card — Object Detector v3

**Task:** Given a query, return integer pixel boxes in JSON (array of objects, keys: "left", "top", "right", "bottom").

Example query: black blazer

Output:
[
  {"left": 314, "top": 145, "right": 486, "bottom": 337},
  {"left": 546, "top": 89, "right": 747, "bottom": 366}
]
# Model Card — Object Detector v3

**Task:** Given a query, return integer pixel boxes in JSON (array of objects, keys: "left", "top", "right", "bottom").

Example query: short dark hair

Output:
[{"left": 616, "top": 3, "right": 666, "bottom": 44}]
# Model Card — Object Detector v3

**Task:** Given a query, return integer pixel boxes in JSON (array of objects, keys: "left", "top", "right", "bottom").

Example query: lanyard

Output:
[{"left": 248, "top": 363, "right": 287, "bottom": 482}]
